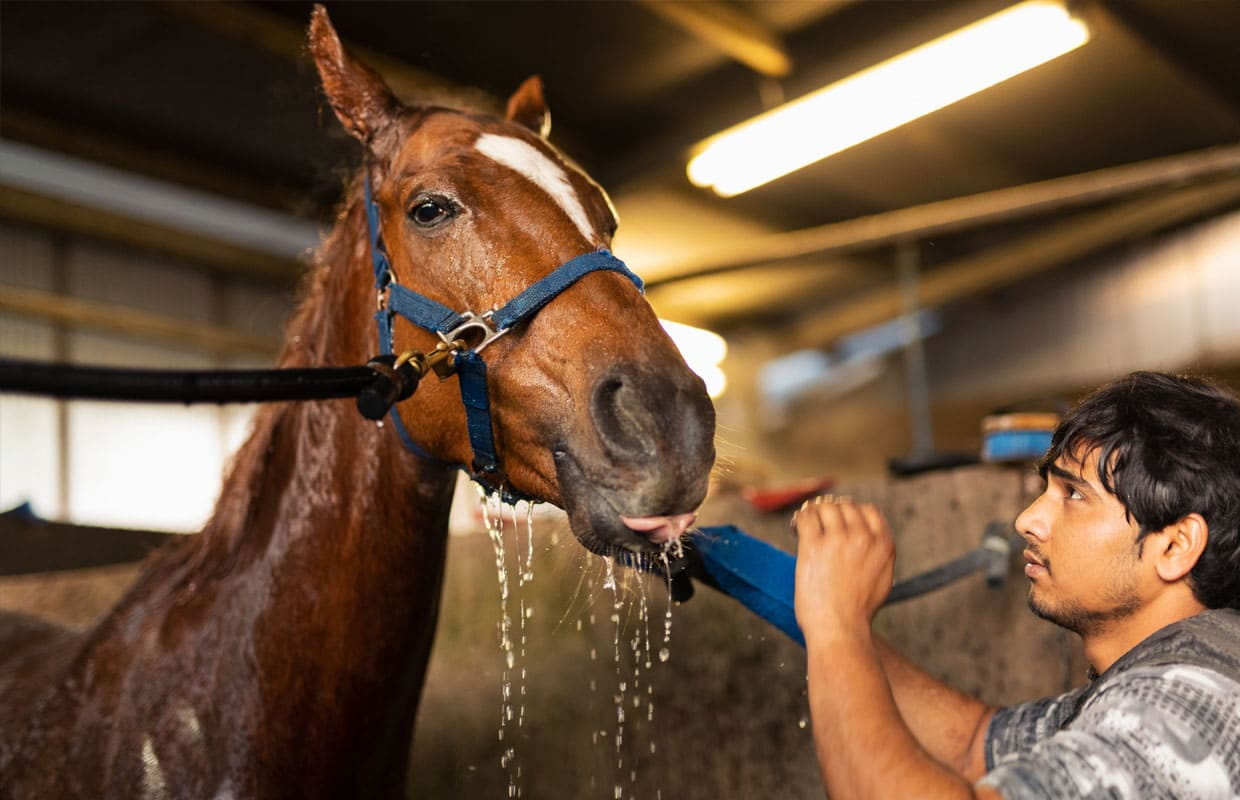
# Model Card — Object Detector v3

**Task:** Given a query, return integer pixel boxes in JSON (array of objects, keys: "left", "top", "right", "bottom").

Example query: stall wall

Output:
[
  {"left": 1, "top": 466, "right": 1081, "bottom": 799},
  {"left": 717, "top": 212, "right": 1240, "bottom": 480},
  {"left": 0, "top": 222, "right": 291, "bottom": 531}
]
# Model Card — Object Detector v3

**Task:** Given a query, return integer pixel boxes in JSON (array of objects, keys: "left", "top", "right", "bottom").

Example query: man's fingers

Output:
[
  {"left": 859, "top": 503, "right": 890, "bottom": 538},
  {"left": 793, "top": 498, "right": 825, "bottom": 538},
  {"left": 837, "top": 501, "right": 866, "bottom": 535},
  {"left": 796, "top": 497, "right": 891, "bottom": 547}
]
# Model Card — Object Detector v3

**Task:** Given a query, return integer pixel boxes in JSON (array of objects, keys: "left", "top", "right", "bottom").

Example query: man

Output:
[{"left": 792, "top": 371, "right": 1240, "bottom": 798}]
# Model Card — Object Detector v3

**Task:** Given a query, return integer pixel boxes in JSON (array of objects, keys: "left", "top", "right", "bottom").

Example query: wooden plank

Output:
[{"left": 0, "top": 284, "right": 280, "bottom": 357}]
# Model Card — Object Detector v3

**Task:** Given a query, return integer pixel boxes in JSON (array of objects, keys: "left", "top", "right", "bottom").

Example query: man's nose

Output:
[{"left": 1015, "top": 494, "right": 1050, "bottom": 541}]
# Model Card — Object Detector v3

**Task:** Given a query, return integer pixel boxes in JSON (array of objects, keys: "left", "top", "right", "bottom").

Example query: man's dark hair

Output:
[{"left": 1038, "top": 371, "right": 1240, "bottom": 610}]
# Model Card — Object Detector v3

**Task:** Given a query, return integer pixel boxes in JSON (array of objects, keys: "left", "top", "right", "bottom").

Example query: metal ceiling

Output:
[{"left": 2, "top": 0, "right": 1239, "bottom": 345}]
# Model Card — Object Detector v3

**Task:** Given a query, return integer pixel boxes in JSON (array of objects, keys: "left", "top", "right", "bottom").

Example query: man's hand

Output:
[{"left": 793, "top": 498, "right": 896, "bottom": 641}]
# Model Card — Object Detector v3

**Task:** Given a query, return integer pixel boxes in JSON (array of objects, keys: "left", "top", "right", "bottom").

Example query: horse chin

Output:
[{"left": 551, "top": 450, "right": 676, "bottom": 557}]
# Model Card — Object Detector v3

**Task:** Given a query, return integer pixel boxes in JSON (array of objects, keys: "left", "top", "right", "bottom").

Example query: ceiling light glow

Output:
[
  {"left": 687, "top": 1, "right": 1090, "bottom": 197},
  {"left": 661, "top": 319, "right": 728, "bottom": 398}
]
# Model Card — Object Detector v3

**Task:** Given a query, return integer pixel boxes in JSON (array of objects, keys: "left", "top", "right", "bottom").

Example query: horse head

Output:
[{"left": 308, "top": 7, "right": 715, "bottom": 557}]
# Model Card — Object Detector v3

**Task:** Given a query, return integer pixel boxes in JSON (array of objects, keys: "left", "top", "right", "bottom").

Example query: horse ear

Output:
[
  {"left": 308, "top": 5, "right": 401, "bottom": 151},
  {"left": 506, "top": 76, "right": 551, "bottom": 138}
]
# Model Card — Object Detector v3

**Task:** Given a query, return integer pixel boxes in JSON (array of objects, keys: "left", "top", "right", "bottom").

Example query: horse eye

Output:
[{"left": 409, "top": 199, "right": 451, "bottom": 227}]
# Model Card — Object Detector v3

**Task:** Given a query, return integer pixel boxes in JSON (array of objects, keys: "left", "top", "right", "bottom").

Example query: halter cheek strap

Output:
[{"left": 364, "top": 178, "right": 644, "bottom": 500}]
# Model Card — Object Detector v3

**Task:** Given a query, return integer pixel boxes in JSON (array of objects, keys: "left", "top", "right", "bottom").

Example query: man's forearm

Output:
[
  {"left": 874, "top": 636, "right": 996, "bottom": 779},
  {"left": 807, "top": 632, "right": 991, "bottom": 799}
]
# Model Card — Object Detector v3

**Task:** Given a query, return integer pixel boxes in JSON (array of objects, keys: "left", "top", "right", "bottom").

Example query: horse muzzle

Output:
[{"left": 554, "top": 362, "right": 716, "bottom": 555}]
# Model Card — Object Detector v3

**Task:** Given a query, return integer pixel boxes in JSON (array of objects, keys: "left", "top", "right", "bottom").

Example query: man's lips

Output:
[
  {"left": 620, "top": 513, "right": 697, "bottom": 545},
  {"left": 1024, "top": 548, "right": 1048, "bottom": 578}
]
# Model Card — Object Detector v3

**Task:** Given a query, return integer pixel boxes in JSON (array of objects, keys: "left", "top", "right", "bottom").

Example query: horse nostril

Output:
[{"left": 590, "top": 372, "right": 654, "bottom": 460}]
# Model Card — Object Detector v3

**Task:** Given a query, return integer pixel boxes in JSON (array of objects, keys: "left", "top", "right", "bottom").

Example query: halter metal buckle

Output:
[{"left": 439, "top": 311, "right": 508, "bottom": 354}]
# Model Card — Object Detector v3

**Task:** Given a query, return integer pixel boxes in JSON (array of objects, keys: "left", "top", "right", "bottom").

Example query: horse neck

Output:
[{"left": 179, "top": 188, "right": 458, "bottom": 779}]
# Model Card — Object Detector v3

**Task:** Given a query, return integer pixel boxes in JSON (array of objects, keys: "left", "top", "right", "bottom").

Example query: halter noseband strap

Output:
[{"left": 363, "top": 178, "right": 644, "bottom": 499}]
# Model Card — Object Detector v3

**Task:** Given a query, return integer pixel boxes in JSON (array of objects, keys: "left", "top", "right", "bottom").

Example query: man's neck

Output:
[{"left": 1083, "top": 592, "right": 1207, "bottom": 675}]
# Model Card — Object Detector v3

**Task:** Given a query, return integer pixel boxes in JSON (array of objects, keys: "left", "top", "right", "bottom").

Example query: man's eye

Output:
[
  {"left": 409, "top": 199, "right": 452, "bottom": 227},
  {"left": 1067, "top": 486, "right": 1085, "bottom": 500}
]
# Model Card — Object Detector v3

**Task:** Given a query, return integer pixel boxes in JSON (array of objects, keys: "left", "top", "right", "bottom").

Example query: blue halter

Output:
[{"left": 364, "top": 178, "right": 644, "bottom": 500}]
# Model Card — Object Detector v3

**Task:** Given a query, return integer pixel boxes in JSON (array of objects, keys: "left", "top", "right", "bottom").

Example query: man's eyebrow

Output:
[{"left": 1046, "top": 463, "right": 1090, "bottom": 490}]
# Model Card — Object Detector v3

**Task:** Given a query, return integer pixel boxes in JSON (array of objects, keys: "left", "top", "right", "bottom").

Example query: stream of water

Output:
[{"left": 482, "top": 492, "right": 680, "bottom": 799}]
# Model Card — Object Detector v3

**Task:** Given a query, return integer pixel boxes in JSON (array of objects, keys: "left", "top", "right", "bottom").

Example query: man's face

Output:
[{"left": 1014, "top": 446, "right": 1145, "bottom": 636}]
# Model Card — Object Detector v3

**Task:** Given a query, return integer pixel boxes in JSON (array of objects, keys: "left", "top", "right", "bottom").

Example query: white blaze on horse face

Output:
[{"left": 475, "top": 133, "right": 600, "bottom": 245}]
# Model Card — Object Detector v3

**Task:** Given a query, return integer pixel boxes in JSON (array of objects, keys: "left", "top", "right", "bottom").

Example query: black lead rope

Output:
[{"left": 0, "top": 354, "right": 433, "bottom": 421}]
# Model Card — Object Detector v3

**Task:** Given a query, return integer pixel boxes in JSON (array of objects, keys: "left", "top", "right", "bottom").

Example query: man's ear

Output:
[
  {"left": 1151, "top": 513, "right": 1209, "bottom": 583},
  {"left": 308, "top": 5, "right": 401, "bottom": 151},
  {"left": 506, "top": 76, "right": 551, "bottom": 138}
]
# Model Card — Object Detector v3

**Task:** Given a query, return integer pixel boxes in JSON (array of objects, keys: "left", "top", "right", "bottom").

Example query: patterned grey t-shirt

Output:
[{"left": 980, "top": 609, "right": 1240, "bottom": 799}]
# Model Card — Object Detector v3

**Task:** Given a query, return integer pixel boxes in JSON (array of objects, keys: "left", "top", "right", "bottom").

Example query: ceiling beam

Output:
[
  {"left": 0, "top": 284, "right": 281, "bottom": 357},
  {"left": 0, "top": 108, "right": 304, "bottom": 215},
  {"left": 636, "top": 0, "right": 792, "bottom": 77},
  {"left": 1090, "top": 1, "right": 1240, "bottom": 119},
  {"left": 157, "top": 1, "right": 500, "bottom": 113},
  {"left": 791, "top": 176, "right": 1240, "bottom": 349},
  {"left": 648, "top": 258, "right": 873, "bottom": 328},
  {"left": 645, "top": 143, "right": 1240, "bottom": 287},
  {"left": 0, "top": 185, "right": 303, "bottom": 286}
]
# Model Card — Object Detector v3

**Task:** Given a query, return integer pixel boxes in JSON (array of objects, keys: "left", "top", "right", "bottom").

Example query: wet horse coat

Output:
[{"left": 0, "top": 8, "right": 714, "bottom": 798}]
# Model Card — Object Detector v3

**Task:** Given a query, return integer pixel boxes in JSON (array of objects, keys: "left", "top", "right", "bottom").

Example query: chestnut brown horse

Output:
[{"left": 0, "top": 8, "right": 714, "bottom": 798}]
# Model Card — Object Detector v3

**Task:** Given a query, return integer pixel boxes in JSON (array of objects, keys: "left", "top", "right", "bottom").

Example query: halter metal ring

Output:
[{"left": 439, "top": 311, "right": 508, "bottom": 354}]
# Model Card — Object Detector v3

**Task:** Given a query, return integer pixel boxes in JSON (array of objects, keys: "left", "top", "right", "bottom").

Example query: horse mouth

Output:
[{"left": 552, "top": 448, "right": 704, "bottom": 556}]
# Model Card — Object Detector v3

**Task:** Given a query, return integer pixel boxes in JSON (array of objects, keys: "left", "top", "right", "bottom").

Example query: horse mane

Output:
[{"left": 142, "top": 179, "right": 375, "bottom": 585}]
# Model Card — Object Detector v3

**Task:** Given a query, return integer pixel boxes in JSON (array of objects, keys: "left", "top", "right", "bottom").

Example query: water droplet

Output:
[
  {"left": 798, "top": 718, "right": 807, "bottom": 729},
  {"left": 506, "top": 650, "right": 515, "bottom": 669},
  {"left": 658, "top": 647, "right": 670, "bottom": 662}
]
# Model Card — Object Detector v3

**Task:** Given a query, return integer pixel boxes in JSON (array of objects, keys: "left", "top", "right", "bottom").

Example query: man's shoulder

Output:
[
  {"left": 1110, "top": 608, "right": 1240, "bottom": 679},
  {"left": 983, "top": 618, "right": 1240, "bottom": 800}
]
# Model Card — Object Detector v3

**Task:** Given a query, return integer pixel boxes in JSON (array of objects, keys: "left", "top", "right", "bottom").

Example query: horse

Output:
[{"left": 0, "top": 7, "right": 715, "bottom": 798}]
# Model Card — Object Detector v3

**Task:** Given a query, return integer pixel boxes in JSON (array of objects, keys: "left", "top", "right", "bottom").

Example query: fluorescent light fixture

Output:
[
  {"left": 660, "top": 319, "right": 728, "bottom": 398},
  {"left": 687, "top": 1, "right": 1090, "bottom": 197}
]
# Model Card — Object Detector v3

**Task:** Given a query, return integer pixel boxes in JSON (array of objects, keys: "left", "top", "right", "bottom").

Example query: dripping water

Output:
[
  {"left": 481, "top": 488, "right": 519, "bottom": 798},
  {"left": 604, "top": 555, "right": 626, "bottom": 800}
]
